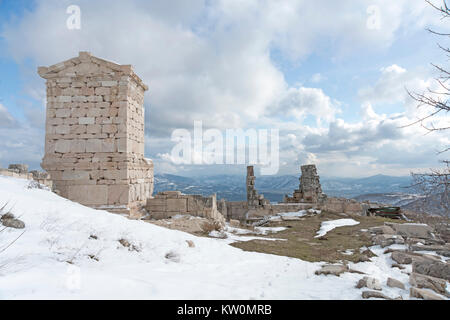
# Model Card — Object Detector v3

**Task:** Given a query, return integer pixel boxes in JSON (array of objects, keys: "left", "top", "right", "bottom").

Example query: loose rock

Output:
[
  {"left": 387, "top": 277, "right": 405, "bottom": 290},
  {"left": 315, "top": 264, "right": 348, "bottom": 276},
  {"left": 361, "top": 291, "right": 392, "bottom": 300},
  {"left": 186, "top": 240, "right": 195, "bottom": 248},
  {"left": 356, "top": 276, "right": 382, "bottom": 290},
  {"left": 1, "top": 213, "right": 25, "bottom": 229},
  {"left": 373, "top": 234, "right": 404, "bottom": 247}
]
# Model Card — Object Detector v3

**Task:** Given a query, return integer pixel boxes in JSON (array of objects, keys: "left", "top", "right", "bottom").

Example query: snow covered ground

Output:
[{"left": 0, "top": 175, "right": 442, "bottom": 300}]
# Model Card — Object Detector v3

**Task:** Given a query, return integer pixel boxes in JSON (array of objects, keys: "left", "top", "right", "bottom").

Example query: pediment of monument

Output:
[{"left": 38, "top": 51, "right": 147, "bottom": 90}]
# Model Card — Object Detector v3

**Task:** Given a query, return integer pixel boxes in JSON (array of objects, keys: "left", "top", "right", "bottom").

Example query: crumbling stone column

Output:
[
  {"left": 38, "top": 52, "right": 154, "bottom": 214},
  {"left": 246, "top": 165, "right": 269, "bottom": 208},
  {"left": 298, "top": 164, "right": 323, "bottom": 202},
  {"left": 284, "top": 164, "right": 325, "bottom": 203}
]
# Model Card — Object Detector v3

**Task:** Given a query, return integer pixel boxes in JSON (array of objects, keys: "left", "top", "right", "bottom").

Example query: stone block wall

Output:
[
  {"left": 321, "top": 197, "right": 364, "bottom": 214},
  {"left": 146, "top": 191, "right": 225, "bottom": 224},
  {"left": 225, "top": 200, "right": 314, "bottom": 221},
  {"left": 38, "top": 52, "right": 153, "bottom": 214}
]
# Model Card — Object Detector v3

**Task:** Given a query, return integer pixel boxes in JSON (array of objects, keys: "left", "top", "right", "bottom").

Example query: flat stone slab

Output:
[
  {"left": 409, "top": 272, "right": 449, "bottom": 296},
  {"left": 412, "top": 260, "right": 450, "bottom": 281},
  {"left": 391, "top": 251, "right": 442, "bottom": 265},
  {"left": 386, "top": 222, "right": 434, "bottom": 239},
  {"left": 410, "top": 287, "right": 445, "bottom": 300},
  {"left": 410, "top": 244, "right": 450, "bottom": 252}
]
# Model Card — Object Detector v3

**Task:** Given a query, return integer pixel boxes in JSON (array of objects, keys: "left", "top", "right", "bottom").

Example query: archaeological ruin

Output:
[
  {"left": 38, "top": 52, "right": 154, "bottom": 214},
  {"left": 222, "top": 164, "right": 368, "bottom": 222}
]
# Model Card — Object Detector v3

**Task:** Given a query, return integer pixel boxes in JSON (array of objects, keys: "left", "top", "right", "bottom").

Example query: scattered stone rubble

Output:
[
  {"left": 366, "top": 221, "right": 450, "bottom": 300},
  {"left": 38, "top": 52, "right": 154, "bottom": 215}
]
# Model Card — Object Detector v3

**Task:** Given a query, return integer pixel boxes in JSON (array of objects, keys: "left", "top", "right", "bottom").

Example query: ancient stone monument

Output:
[
  {"left": 284, "top": 164, "right": 325, "bottom": 203},
  {"left": 38, "top": 52, "right": 154, "bottom": 214}
]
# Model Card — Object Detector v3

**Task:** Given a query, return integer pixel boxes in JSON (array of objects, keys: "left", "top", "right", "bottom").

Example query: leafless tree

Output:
[{"left": 405, "top": 0, "right": 449, "bottom": 217}]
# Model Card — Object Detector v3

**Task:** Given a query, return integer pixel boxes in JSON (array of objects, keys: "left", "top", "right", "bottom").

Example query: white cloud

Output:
[
  {"left": 1, "top": 0, "right": 448, "bottom": 176},
  {"left": 0, "top": 103, "right": 16, "bottom": 128},
  {"left": 269, "top": 87, "right": 339, "bottom": 125},
  {"left": 310, "top": 73, "right": 325, "bottom": 83}
]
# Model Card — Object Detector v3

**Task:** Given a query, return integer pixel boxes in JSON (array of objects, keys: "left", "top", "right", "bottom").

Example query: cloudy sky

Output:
[{"left": 0, "top": 0, "right": 449, "bottom": 177}]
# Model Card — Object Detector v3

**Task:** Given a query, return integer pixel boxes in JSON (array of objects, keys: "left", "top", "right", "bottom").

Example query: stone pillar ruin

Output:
[
  {"left": 284, "top": 164, "right": 325, "bottom": 203},
  {"left": 246, "top": 165, "right": 269, "bottom": 208},
  {"left": 38, "top": 52, "right": 154, "bottom": 215}
]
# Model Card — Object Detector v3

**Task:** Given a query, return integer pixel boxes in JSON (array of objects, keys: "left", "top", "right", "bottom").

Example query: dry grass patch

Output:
[{"left": 231, "top": 211, "right": 402, "bottom": 263}]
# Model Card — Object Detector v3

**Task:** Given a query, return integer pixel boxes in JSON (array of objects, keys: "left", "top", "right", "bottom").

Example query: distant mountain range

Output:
[{"left": 154, "top": 173, "right": 419, "bottom": 204}]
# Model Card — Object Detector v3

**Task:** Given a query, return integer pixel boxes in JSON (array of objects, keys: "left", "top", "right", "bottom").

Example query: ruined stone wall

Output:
[
  {"left": 225, "top": 200, "right": 315, "bottom": 221},
  {"left": 38, "top": 52, "right": 153, "bottom": 214},
  {"left": 0, "top": 165, "right": 53, "bottom": 189},
  {"left": 320, "top": 197, "right": 364, "bottom": 215},
  {"left": 146, "top": 191, "right": 225, "bottom": 224}
]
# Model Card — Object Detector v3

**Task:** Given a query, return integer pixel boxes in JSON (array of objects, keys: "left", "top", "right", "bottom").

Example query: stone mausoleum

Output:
[{"left": 38, "top": 52, "right": 154, "bottom": 215}]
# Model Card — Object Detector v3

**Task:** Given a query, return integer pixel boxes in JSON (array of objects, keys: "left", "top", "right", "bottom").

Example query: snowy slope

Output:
[{"left": 0, "top": 176, "right": 432, "bottom": 299}]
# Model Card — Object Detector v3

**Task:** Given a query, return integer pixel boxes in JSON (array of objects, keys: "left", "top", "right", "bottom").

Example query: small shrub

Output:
[{"left": 165, "top": 251, "right": 180, "bottom": 262}]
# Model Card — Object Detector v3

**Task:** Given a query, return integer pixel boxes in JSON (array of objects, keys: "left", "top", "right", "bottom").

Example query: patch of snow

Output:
[
  {"left": 208, "top": 230, "right": 227, "bottom": 238},
  {"left": 225, "top": 226, "right": 253, "bottom": 235},
  {"left": 315, "top": 219, "right": 360, "bottom": 238},
  {"left": 254, "top": 227, "right": 287, "bottom": 235},
  {"left": 279, "top": 210, "right": 307, "bottom": 217}
]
